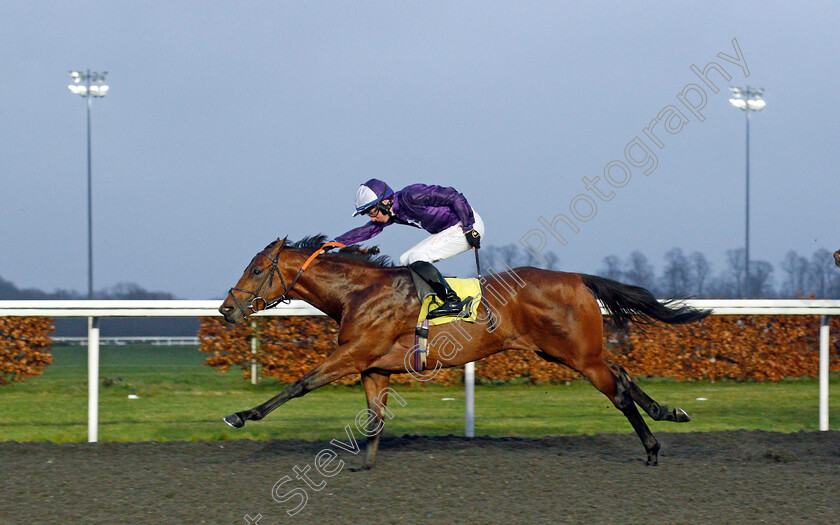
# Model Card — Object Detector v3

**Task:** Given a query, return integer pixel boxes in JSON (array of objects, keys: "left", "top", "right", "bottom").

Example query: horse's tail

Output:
[{"left": 580, "top": 274, "right": 710, "bottom": 329}]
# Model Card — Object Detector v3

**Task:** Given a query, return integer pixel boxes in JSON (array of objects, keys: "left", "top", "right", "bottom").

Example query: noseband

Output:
[{"left": 226, "top": 241, "right": 347, "bottom": 319}]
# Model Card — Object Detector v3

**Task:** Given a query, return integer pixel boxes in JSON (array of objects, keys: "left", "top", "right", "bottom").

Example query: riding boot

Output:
[{"left": 408, "top": 261, "right": 465, "bottom": 318}]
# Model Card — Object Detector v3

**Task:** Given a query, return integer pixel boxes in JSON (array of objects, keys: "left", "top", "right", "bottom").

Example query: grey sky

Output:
[{"left": 2, "top": 1, "right": 838, "bottom": 299}]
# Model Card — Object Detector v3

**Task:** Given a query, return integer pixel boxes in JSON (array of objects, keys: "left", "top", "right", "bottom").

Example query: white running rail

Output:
[
  {"left": 0, "top": 299, "right": 837, "bottom": 441},
  {"left": 54, "top": 336, "right": 201, "bottom": 346}
]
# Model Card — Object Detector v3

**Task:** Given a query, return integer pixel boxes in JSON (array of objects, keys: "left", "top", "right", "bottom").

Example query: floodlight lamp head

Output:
[
  {"left": 728, "top": 86, "right": 765, "bottom": 112},
  {"left": 67, "top": 70, "right": 109, "bottom": 98},
  {"left": 747, "top": 99, "right": 765, "bottom": 111}
]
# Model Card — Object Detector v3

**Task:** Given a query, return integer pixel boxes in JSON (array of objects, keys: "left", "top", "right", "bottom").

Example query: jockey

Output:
[{"left": 333, "top": 178, "right": 484, "bottom": 318}]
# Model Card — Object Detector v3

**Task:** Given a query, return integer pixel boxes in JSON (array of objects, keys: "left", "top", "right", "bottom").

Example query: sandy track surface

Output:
[{"left": 2, "top": 430, "right": 838, "bottom": 524}]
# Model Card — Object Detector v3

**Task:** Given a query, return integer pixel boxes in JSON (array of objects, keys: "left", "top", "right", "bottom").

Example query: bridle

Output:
[{"left": 226, "top": 241, "right": 347, "bottom": 320}]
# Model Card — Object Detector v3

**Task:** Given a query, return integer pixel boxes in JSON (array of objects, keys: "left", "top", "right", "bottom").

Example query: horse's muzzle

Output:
[{"left": 218, "top": 303, "right": 243, "bottom": 324}]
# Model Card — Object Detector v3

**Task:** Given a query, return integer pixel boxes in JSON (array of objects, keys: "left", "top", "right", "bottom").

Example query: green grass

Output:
[{"left": 1, "top": 345, "right": 837, "bottom": 442}]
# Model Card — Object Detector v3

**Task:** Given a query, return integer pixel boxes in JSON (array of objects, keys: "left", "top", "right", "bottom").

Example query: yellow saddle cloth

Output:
[{"left": 418, "top": 277, "right": 482, "bottom": 326}]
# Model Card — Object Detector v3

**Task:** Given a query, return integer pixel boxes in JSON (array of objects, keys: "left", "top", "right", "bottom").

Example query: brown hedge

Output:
[
  {"left": 198, "top": 316, "right": 345, "bottom": 382},
  {"left": 198, "top": 315, "right": 839, "bottom": 385},
  {"left": 0, "top": 317, "right": 54, "bottom": 385}
]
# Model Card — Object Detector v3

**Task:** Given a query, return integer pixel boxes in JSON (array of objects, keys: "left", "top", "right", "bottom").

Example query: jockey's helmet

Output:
[{"left": 353, "top": 178, "right": 394, "bottom": 216}]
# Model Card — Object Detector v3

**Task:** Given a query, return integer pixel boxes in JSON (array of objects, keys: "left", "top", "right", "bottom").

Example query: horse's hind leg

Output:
[
  {"left": 537, "top": 351, "right": 661, "bottom": 466},
  {"left": 360, "top": 371, "right": 392, "bottom": 470},
  {"left": 608, "top": 362, "right": 690, "bottom": 423},
  {"left": 584, "top": 360, "right": 662, "bottom": 465}
]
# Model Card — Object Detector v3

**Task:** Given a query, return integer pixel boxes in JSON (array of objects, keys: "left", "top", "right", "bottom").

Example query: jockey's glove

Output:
[{"left": 465, "top": 229, "right": 481, "bottom": 249}]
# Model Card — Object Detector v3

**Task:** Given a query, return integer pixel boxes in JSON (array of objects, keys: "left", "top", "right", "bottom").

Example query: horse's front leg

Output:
[{"left": 223, "top": 353, "right": 357, "bottom": 429}]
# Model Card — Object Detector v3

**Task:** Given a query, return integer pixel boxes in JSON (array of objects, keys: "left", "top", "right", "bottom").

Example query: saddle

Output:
[
  {"left": 409, "top": 273, "right": 483, "bottom": 372},
  {"left": 409, "top": 270, "right": 482, "bottom": 324}
]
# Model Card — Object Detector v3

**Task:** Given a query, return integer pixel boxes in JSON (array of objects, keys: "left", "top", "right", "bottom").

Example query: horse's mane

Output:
[{"left": 271, "top": 234, "right": 395, "bottom": 268}]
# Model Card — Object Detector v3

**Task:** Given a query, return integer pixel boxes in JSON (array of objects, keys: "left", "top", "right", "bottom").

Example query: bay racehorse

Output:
[{"left": 218, "top": 235, "right": 710, "bottom": 468}]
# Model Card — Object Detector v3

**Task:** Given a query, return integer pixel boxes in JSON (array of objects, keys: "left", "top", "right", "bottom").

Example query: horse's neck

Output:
[{"left": 283, "top": 254, "right": 372, "bottom": 319}]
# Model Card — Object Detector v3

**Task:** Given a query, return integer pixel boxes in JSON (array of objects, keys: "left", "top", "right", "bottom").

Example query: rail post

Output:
[
  {"left": 250, "top": 319, "right": 259, "bottom": 385},
  {"left": 465, "top": 361, "right": 475, "bottom": 437},
  {"left": 819, "top": 315, "right": 829, "bottom": 431},
  {"left": 87, "top": 316, "right": 100, "bottom": 442}
]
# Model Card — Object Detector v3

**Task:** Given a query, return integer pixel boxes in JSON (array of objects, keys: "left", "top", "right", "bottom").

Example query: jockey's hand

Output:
[
  {"left": 322, "top": 245, "right": 337, "bottom": 252},
  {"left": 465, "top": 229, "right": 481, "bottom": 249},
  {"left": 367, "top": 246, "right": 381, "bottom": 255}
]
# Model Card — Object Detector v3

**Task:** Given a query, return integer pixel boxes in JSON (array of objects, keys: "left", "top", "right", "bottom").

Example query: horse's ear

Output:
[{"left": 278, "top": 236, "right": 287, "bottom": 247}]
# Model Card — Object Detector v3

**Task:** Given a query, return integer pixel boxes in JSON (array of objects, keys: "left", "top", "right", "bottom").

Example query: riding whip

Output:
[{"left": 474, "top": 247, "right": 496, "bottom": 331}]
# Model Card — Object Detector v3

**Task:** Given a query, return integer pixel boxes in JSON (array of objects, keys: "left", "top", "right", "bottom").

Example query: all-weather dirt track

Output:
[{"left": 2, "top": 430, "right": 838, "bottom": 525}]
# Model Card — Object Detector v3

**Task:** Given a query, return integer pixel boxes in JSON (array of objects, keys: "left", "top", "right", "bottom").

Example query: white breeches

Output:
[{"left": 399, "top": 211, "right": 485, "bottom": 266}]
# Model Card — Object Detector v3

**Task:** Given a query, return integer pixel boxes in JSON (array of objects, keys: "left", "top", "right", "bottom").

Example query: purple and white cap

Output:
[{"left": 352, "top": 178, "right": 394, "bottom": 216}]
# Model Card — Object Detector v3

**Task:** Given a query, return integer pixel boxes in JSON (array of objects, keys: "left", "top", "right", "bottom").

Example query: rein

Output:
[{"left": 227, "top": 241, "right": 347, "bottom": 319}]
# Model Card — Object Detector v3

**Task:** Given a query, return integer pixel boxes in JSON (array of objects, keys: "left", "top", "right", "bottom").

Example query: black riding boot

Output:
[{"left": 409, "top": 261, "right": 465, "bottom": 318}]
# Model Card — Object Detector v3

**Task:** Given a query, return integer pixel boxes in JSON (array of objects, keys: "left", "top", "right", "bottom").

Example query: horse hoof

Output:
[
  {"left": 223, "top": 413, "right": 245, "bottom": 429},
  {"left": 674, "top": 407, "right": 691, "bottom": 423},
  {"left": 646, "top": 443, "right": 660, "bottom": 466}
]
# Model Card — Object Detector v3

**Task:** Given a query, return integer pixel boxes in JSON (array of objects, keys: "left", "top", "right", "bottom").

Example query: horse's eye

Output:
[{"left": 253, "top": 268, "right": 263, "bottom": 276}]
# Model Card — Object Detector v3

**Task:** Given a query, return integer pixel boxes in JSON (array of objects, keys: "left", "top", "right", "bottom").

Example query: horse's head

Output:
[{"left": 218, "top": 237, "right": 290, "bottom": 324}]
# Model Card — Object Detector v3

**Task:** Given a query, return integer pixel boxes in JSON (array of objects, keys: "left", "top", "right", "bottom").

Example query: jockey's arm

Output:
[{"left": 333, "top": 221, "right": 387, "bottom": 246}]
